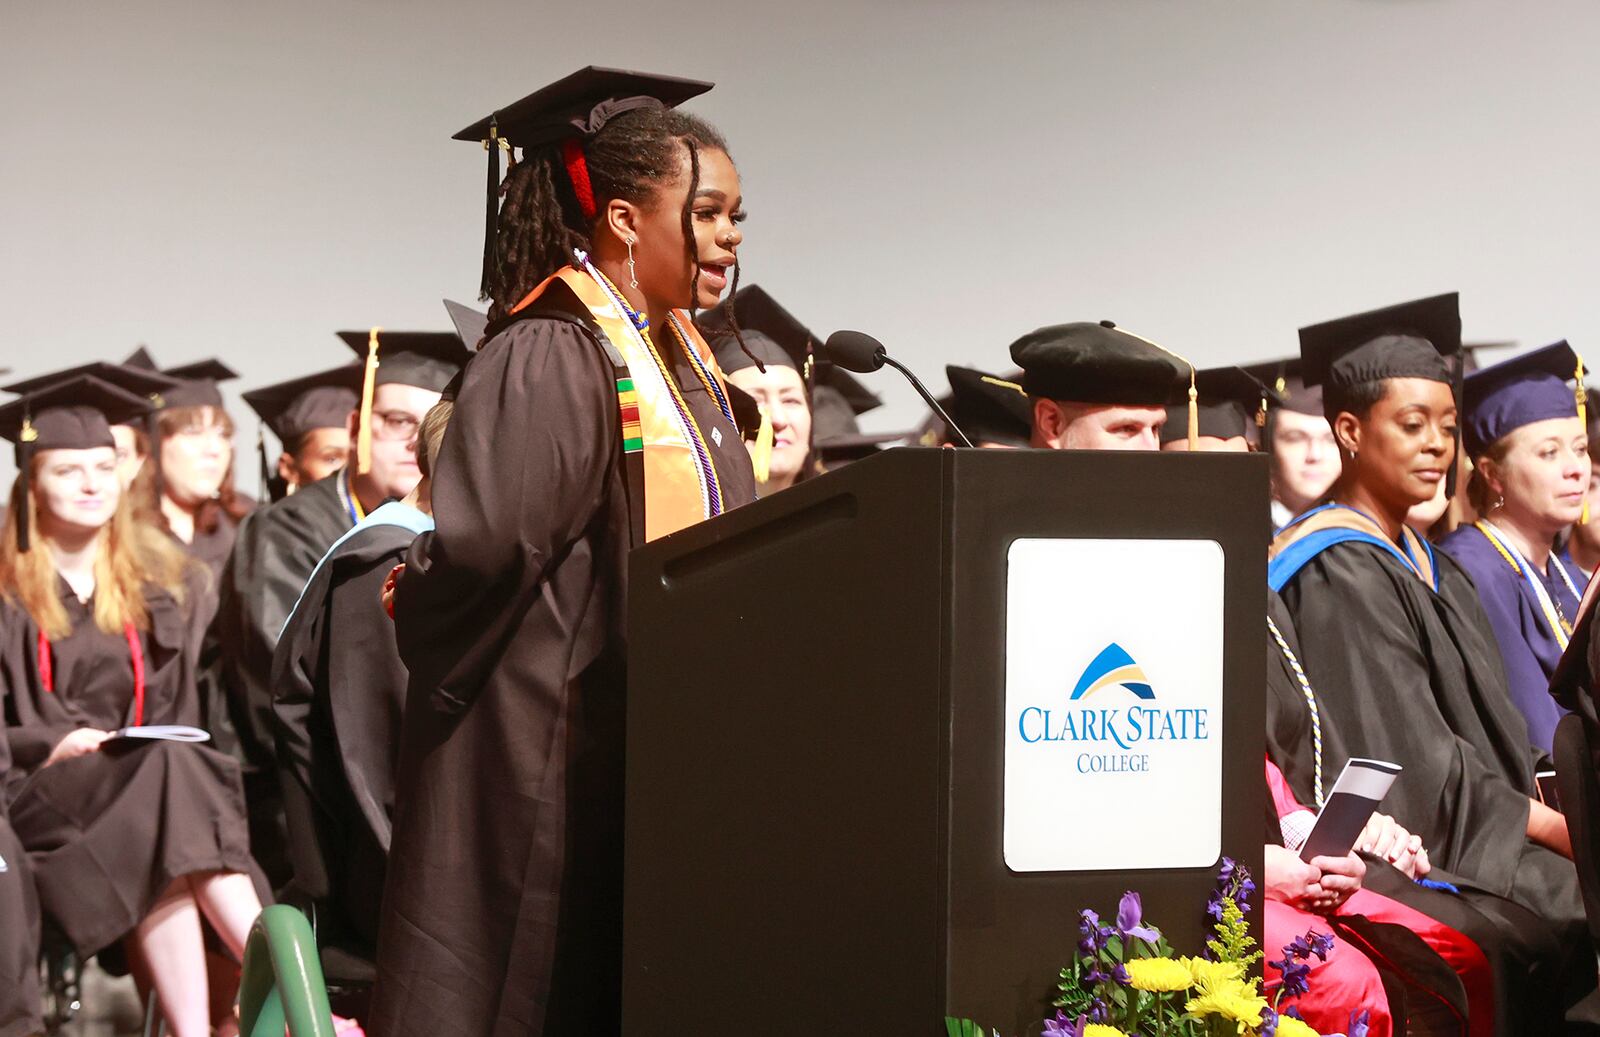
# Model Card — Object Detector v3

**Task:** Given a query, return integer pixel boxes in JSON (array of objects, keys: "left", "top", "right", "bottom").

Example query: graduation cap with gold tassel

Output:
[
  {"left": 336, "top": 327, "right": 473, "bottom": 475},
  {"left": 1158, "top": 366, "right": 1285, "bottom": 447},
  {"left": 1007, "top": 319, "right": 1198, "bottom": 448}
]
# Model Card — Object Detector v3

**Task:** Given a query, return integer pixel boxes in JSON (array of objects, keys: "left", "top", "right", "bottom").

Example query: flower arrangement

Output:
[{"left": 945, "top": 859, "right": 1371, "bottom": 1037}]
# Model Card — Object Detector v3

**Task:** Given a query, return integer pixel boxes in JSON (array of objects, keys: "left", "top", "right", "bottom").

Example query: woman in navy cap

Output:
[{"left": 1437, "top": 342, "right": 1591, "bottom": 753}]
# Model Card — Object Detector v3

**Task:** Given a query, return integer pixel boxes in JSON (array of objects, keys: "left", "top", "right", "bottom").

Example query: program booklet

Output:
[
  {"left": 109, "top": 725, "right": 211, "bottom": 743},
  {"left": 1299, "top": 757, "right": 1401, "bottom": 861}
]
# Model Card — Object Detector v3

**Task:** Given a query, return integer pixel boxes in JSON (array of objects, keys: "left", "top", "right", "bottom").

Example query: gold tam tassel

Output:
[
  {"left": 751, "top": 405, "right": 774, "bottom": 483},
  {"left": 357, "top": 326, "right": 381, "bottom": 475}
]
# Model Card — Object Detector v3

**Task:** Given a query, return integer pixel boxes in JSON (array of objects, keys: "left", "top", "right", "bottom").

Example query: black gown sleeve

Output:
[
  {"left": 1282, "top": 544, "right": 1532, "bottom": 896},
  {"left": 395, "top": 318, "right": 617, "bottom": 713}
]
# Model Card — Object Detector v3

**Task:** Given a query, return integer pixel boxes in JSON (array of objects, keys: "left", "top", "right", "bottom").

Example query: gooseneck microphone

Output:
[{"left": 823, "top": 330, "right": 975, "bottom": 448}]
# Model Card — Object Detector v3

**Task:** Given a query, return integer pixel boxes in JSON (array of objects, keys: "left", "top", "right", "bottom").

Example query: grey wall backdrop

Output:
[{"left": 4, "top": 0, "right": 1597, "bottom": 483}]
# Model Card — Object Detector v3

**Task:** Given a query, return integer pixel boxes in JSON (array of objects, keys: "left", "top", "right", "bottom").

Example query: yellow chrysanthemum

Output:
[
  {"left": 1124, "top": 956, "right": 1193, "bottom": 993},
  {"left": 1081, "top": 1025, "right": 1132, "bottom": 1037},
  {"left": 1271, "top": 1015, "right": 1322, "bottom": 1037},
  {"left": 1179, "top": 955, "right": 1245, "bottom": 990},
  {"left": 1184, "top": 977, "right": 1267, "bottom": 1032}
]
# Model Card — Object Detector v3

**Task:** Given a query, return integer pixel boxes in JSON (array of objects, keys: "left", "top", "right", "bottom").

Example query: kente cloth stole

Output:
[{"left": 511, "top": 266, "right": 731, "bottom": 542}]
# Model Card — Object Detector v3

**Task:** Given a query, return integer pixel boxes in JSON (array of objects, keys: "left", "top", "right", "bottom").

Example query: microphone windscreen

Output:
[{"left": 824, "top": 330, "right": 887, "bottom": 374}]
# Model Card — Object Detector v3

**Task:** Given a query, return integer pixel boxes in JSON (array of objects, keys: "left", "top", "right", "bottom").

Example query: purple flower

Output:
[
  {"left": 1205, "top": 890, "right": 1226, "bottom": 922},
  {"left": 1109, "top": 961, "right": 1130, "bottom": 985},
  {"left": 1272, "top": 956, "right": 1311, "bottom": 999},
  {"left": 1115, "top": 891, "right": 1163, "bottom": 943},
  {"left": 1237, "top": 875, "right": 1256, "bottom": 912},
  {"left": 1260, "top": 1005, "right": 1280, "bottom": 1037},
  {"left": 1348, "top": 1008, "right": 1370, "bottom": 1037},
  {"left": 1041, "top": 1012, "right": 1085, "bottom": 1037},
  {"left": 1308, "top": 931, "right": 1335, "bottom": 961},
  {"left": 1217, "top": 856, "right": 1237, "bottom": 885}
]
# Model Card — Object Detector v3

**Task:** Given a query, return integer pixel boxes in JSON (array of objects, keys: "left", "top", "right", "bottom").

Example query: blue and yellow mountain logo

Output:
[{"left": 1069, "top": 643, "right": 1155, "bottom": 701}]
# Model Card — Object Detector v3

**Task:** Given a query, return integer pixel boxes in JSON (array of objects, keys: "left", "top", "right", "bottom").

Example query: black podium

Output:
[{"left": 623, "top": 448, "right": 1266, "bottom": 1034}]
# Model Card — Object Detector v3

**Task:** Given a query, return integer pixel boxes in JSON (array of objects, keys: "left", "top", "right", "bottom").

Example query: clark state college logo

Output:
[{"left": 1015, "top": 641, "right": 1211, "bottom": 774}]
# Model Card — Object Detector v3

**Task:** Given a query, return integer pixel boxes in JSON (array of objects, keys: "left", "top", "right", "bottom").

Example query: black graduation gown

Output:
[
  {"left": 0, "top": 709, "right": 42, "bottom": 1037},
  {"left": 209, "top": 471, "right": 353, "bottom": 888},
  {"left": 371, "top": 302, "right": 756, "bottom": 1037},
  {"left": 1265, "top": 590, "right": 1571, "bottom": 1035},
  {"left": 0, "top": 581, "right": 255, "bottom": 957},
  {"left": 1275, "top": 542, "right": 1596, "bottom": 1010},
  {"left": 272, "top": 507, "right": 424, "bottom": 952}
]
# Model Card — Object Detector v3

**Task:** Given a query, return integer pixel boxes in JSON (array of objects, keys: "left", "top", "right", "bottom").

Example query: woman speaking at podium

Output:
[{"left": 372, "top": 68, "right": 756, "bottom": 1036}]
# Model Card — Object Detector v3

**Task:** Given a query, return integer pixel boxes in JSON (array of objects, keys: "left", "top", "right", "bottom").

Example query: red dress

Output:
[{"left": 1264, "top": 757, "right": 1493, "bottom": 1037}]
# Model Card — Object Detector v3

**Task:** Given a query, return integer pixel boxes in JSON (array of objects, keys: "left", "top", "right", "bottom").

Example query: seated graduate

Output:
[
  {"left": 3, "top": 360, "right": 181, "bottom": 492},
  {"left": 1009, "top": 319, "right": 1193, "bottom": 450},
  {"left": 1169, "top": 391, "right": 1503, "bottom": 1035},
  {"left": 1159, "top": 366, "right": 1280, "bottom": 455},
  {"left": 1269, "top": 293, "right": 1599, "bottom": 1024},
  {"left": 0, "top": 377, "right": 264, "bottom": 1037},
  {"left": 1437, "top": 342, "right": 1590, "bottom": 755},
  {"left": 1242, "top": 358, "right": 1340, "bottom": 529},
  {"left": 700, "top": 285, "right": 883, "bottom": 490},
  {"left": 209, "top": 327, "right": 465, "bottom": 890},
  {"left": 1267, "top": 586, "right": 1575, "bottom": 1036},
  {"left": 941, "top": 365, "right": 1032, "bottom": 448},
  {"left": 122, "top": 355, "right": 255, "bottom": 579},
  {"left": 241, "top": 365, "right": 361, "bottom": 503},
  {"left": 270, "top": 396, "right": 451, "bottom": 960}
]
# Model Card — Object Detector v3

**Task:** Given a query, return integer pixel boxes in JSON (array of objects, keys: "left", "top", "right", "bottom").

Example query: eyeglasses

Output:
[{"left": 371, "top": 410, "right": 421, "bottom": 441}]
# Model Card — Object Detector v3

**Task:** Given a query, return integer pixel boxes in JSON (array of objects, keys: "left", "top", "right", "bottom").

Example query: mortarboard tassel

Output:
[
  {"left": 1187, "top": 373, "right": 1198, "bottom": 452},
  {"left": 357, "top": 327, "right": 381, "bottom": 475},
  {"left": 256, "top": 424, "right": 270, "bottom": 502},
  {"left": 1577, "top": 353, "right": 1589, "bottom": 525},
  {"left": 750, "top": 406, "right": 774, "bottom": 483},
  {"left": 16, "top": 416, "right": 36, "bottom": 553},
  {"left": 480, "top": 119, "right": 502, "bottom": 302}
]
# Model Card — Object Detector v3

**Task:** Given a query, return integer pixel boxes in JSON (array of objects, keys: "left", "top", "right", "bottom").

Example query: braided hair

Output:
[{"left": 489, "top": 106, "right": 735, "bottom": 324}]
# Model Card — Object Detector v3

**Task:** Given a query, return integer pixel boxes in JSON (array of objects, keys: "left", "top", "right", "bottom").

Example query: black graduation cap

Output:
[
  {"left": 1009, "top": 320, "right": 1197, "bottom": 443},
  {"left": 1297, "top": 293, "right": 1461, "bottom": 390},
  {"left": 242, "top": 365, "right": 362, "bottom": 501},
  {"left": 4, "top": 362, "right": 181, "bottom": 415},
  {"left": 700, "top": 285, "right": 881, "bottom": 413},
  {"left": 1297, "top": 292, "right": 1463, "bottom": 494},
  {"left": 443, "top": 299, "right": 490, "bottom": 352},
  {"left": 0, "top": 375, "right": 152, "bottom": 551},
  {"left": 156, "top": 358, "right": 238, "bottom": 411},
  {"left": 813, "top": 430, "right": 912, "bottom": 471},
  {"left": 123, "top": 346, "right": 159, "bottom": 371},
  {"left": 337, "top": 328, "right": 472, "bottom": 475},
  {"left": 1239, "top": 356, "right": 1322, "bottom": 418},
  {"left": 944, "top": 366, "right": 1033, "bottom": 447},
  {"left": 454, "top": 66, "right": 715, "bottom": 297},
  {"left": 1160, "top": 366, "right": 1283, "bottom": 444},
  {"left": 242, "top": 366, "right": 362, "bottom": 446}
]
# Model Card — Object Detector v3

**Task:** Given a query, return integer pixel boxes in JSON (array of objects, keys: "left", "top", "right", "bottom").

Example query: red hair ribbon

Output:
[
  {"left": 562, "top": 138, "right": 597, "bottom": 221},
  {"left": 37, "top": 622, "right": 146, "bottom": 726}
]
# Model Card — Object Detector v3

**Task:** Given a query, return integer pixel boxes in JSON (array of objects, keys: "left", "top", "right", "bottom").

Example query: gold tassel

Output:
[
  {"left": 1187, "top": 373, "right": 1198, "bottom": 451},
  {"left": 357, "top": 326, "right": 381, "bottom": 475},
  {"left": 1578, "top": 352, "right": 1589, "bottom": 525},
  {"left": 1110, "top": 323, "right": 1196, "bottom": 450},
  {"left": 751, "top": 405, "right": 773, "bottom": 483}
]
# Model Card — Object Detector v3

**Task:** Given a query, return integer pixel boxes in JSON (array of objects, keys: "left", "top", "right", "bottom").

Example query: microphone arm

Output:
[{"left": 879, "top": 354, "right": 975, "bottom": 449}]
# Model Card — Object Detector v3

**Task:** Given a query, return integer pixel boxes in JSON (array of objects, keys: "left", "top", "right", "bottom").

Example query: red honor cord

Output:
[{"left": 37, "top": 623, "right": 146, "bottom": 726}]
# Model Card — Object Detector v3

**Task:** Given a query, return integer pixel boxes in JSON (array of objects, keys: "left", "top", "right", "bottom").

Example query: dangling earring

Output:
[{"left": 626, "top": 238, "right": 639, "bottom": 289}]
